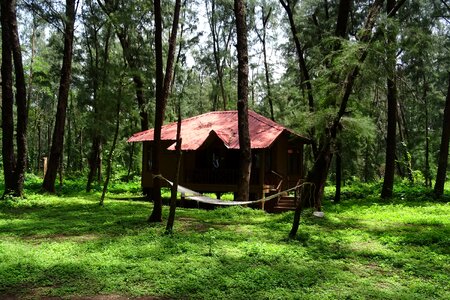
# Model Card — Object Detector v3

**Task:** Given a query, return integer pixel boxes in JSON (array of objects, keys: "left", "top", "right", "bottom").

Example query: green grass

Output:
[{"left": 0, "top": 179, "right": 449, "bottom": 299}]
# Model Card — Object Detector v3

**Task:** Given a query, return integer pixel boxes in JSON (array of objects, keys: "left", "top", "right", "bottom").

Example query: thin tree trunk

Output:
[
  {"left": 86, "top": 136, "right": 101, "bottom": 192},
  {"left": 423, "top": 76, "right": 431, "bottom": 187},
  {"left": 100, "top": 86, "right": 122, "bottom": 206},
  {"left": 279, "top": 0, "right": 318, "bottom": 158},
  {"left": 67, "top": 104, "right": 72, "bottom": 174},
  {"left": 26, "top": 14, "right": 37, "bottom": 120},
  {"left": 166, "top": 112, "right": 182, "bottom": 233},
  {"left": 256, "top": 6, "right": 274, "bottom": 121},
  {"left": 235, "top": 0, "right": 251, "bottom": 202},
  {"left": 396, "top": 106, "right": 412, "bottom": 182},
  {"left": 334, "top": 144, "right": 342, "bottom": 203},
  {"left": 149, "top": 0, "right": 182, "bottom": 222},
  {"left": 42, "top": 0, "right": 76, "bottom": 193},
  {"left": 37, "top": 121, "right": 42, "bottom": 174},
  {"left": 207, "top": 0, "right": 228, "bottom": 110},
  {"left": 79, "top": 129, "right": 84, "bottom": 172},
  {"left": 279, "top": 0, "right": 315, "bottom": 113},
  {"left": 12, "top": 6, "right": 29, "bottom": 193},
  {"left": 381, "top": 0, "right": 397, "bottom": 199},
  {"left": 434, "top": 73, "right": 450, "bottom": 197}
]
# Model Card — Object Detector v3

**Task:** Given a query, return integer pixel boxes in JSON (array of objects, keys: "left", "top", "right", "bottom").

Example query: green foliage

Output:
[{"left": 1, "top": 182, "right": 449, "bottom": 299}]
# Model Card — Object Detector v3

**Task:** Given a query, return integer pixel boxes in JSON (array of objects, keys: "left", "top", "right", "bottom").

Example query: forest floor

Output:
[{"left": 0, "top": 177, "right": 449, "bottom": 299}]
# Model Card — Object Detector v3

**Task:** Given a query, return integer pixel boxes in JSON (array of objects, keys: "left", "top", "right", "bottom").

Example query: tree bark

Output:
[
  {"left": 381, "top": 0, "right": 397, "bottom": 199},
  {"left": 11, "top": 0, "right": 28, "bottom": 197},
  {"left": 279, "top": 0, "right": 315, "bottom": 113},
  {"left": 335, "top": 0, "right": 351, "bottom": 38},
  {"left": 149, "top": 0, "right": 182, "bottom": 222},
  {"left": 434, "top": 73, "right": 450, "bottom": 197},
  {"left": 1, "top": 0, "right": 28, "bottom": 198},
  {"left": 86, "top": 136, "right": 102, "bottom": 192},
  {"left": 166, "top": 113, "right": 182, "bottom": 233},
  {"left": 1, "top": 0, "right": 16, "bottom": 197},
  {"left": 100, "top": 84, "right": 122, "bottom": 206},
  {"left": 42, "top": 0, "right": 76, "bottom": 193},
  {"left": 234, "top": 0, "right": 252, "bottom": 202},
  {"left": 334, "top": 143, "right": 342, "bottom": 203},
  {"left": 423, "top": 76, "right": 431, "bottom": 187}
]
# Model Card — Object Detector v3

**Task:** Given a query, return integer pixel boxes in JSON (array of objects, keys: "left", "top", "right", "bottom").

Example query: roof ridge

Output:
[{"left": 164, "top": 110, "right": 236, "bottom": 126}]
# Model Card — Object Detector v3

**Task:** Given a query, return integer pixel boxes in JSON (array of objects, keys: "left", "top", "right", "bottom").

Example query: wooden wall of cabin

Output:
[
  {"left": 269, "top": 134, "right": 305, "bottom": 190},
  {"left": 141, "top": 141, "right": 180, "bottom": 189}
]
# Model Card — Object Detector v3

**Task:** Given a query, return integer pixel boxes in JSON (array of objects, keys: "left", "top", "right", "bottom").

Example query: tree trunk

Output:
[
  {"left": 37, "top": 121, "right": 42, "bottom": 174},
  {"left": 335, "top": 0, "right": 351, "bottom": 38},
  {"left": 207, "top": 0, "right": 228, "bottom": 110},
  {"left": 166, "top": 113, "right": 182, "bottom": 233},
  {"left": 279, "top": 0, "right": 315, "bottom": 113},
  {"left": 11, "top": 0, "right": 28, "bottom": 197},
  {"left": 256, "top": 6, "right": 274, "bottom": 121},
  {"left": 42, "top": 0, "right": 76, "bottom": 193},
  {"left": 1, "top": 0, "right": 16, "bottom": 197},
  {"left": 280, "top": 0, "right": 319, "bottom": 158},
  {"left": 434, "top": 73, "right": 450, "bottom": 197},
  {"left": 381, "top": 0, "right": 397, "bottom": 199},
  {"left": 396, "top": 101, "right": 413, "bottom": 182},
  {"left": 86, "top": 136, "right": 102, "bottom": 192},
  {"left": 149, "top": 0, "right": 182, "bottom": 222},
  {"left": 423, "top": 76, "right": 431, "bottom": 187},
  {"left": 290, "top": 141, "right": 333, "bottom": 238},
  {"left": 100, "top": 85, "right": 122, "bottom": 206},
  {"left": 334, "top": 144, "right": 342, "bottom": 203},
  {"left": 1, "top": 0, "right": 28, "bottom": 198},
  {"left": 235, "top": 0, "right": 252, "bottom": 202}
]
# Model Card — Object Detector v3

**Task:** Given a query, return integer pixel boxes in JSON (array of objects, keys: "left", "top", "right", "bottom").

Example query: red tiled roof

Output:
[{"left": 127, "top": 110, "right": 308, "bottom": 150}]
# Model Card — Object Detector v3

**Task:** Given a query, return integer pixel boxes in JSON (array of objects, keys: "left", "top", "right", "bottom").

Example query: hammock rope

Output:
[{"left": 152, "top": 174, "right": 302, "bottom": 206}]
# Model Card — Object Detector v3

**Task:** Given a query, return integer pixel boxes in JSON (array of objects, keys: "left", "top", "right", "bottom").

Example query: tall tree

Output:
[
  {"left": 1, "top": 0, "right": 28, "bottom": 198},
  {"left": 255, "top": 3, "right": 274, "bottom": 121},
  {"left": 434, "top": 73, "right": 450, "bottom": 197},
  {"left": 381, "top": 0, "right": 398, "bottom": 199},
  {"left": 42, "top": 0, "right": 77, "bottom": 193},
  {"left": 206, "top": 0, "right": 234, "bottom": 110},
  {"left": 96, "top": 0, "right": 151, "bottom": 133},
  {"left": 234, "top": 0, "right": 252, "bottom": 201},
  {"left": 279, "top": 0, "right": 318, "bottom": 156},
  {"left": 290, "top": 0, "right": 386, "bottom": 238},
  {"left": 83, "top": 0, "right": 112, "bottom": 192},
  {"left": 148, "top": 0, "right": 182, "bottom": 222}
]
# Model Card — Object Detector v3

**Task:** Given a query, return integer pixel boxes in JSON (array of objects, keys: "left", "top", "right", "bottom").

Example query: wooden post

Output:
[{"left": 259, "top": 150, "right": 266, "bottom": 210}]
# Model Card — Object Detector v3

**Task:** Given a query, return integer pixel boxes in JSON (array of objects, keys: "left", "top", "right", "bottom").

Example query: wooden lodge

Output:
[{"left": 128, "top": 110, "right": 310, "bottom": 211}]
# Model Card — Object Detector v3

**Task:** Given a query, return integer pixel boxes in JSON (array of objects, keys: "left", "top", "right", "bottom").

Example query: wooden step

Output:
[{"left": 271, "top": 196, "right": 297, "bottom": 212}]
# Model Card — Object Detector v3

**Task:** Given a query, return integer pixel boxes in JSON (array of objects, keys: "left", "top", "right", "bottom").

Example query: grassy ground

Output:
[{"left": 0, "top": 180, "right": 449, "bottom": 299}]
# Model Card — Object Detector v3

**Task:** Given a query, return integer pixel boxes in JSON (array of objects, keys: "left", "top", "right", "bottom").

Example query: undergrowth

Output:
[{"left": 0, "top": 175, "right": 449, "bottom": 299}]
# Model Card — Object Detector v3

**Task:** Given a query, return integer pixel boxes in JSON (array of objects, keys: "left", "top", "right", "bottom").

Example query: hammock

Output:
[{"left": 153, "top": 174, "right": 301, "bottom": 206}]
